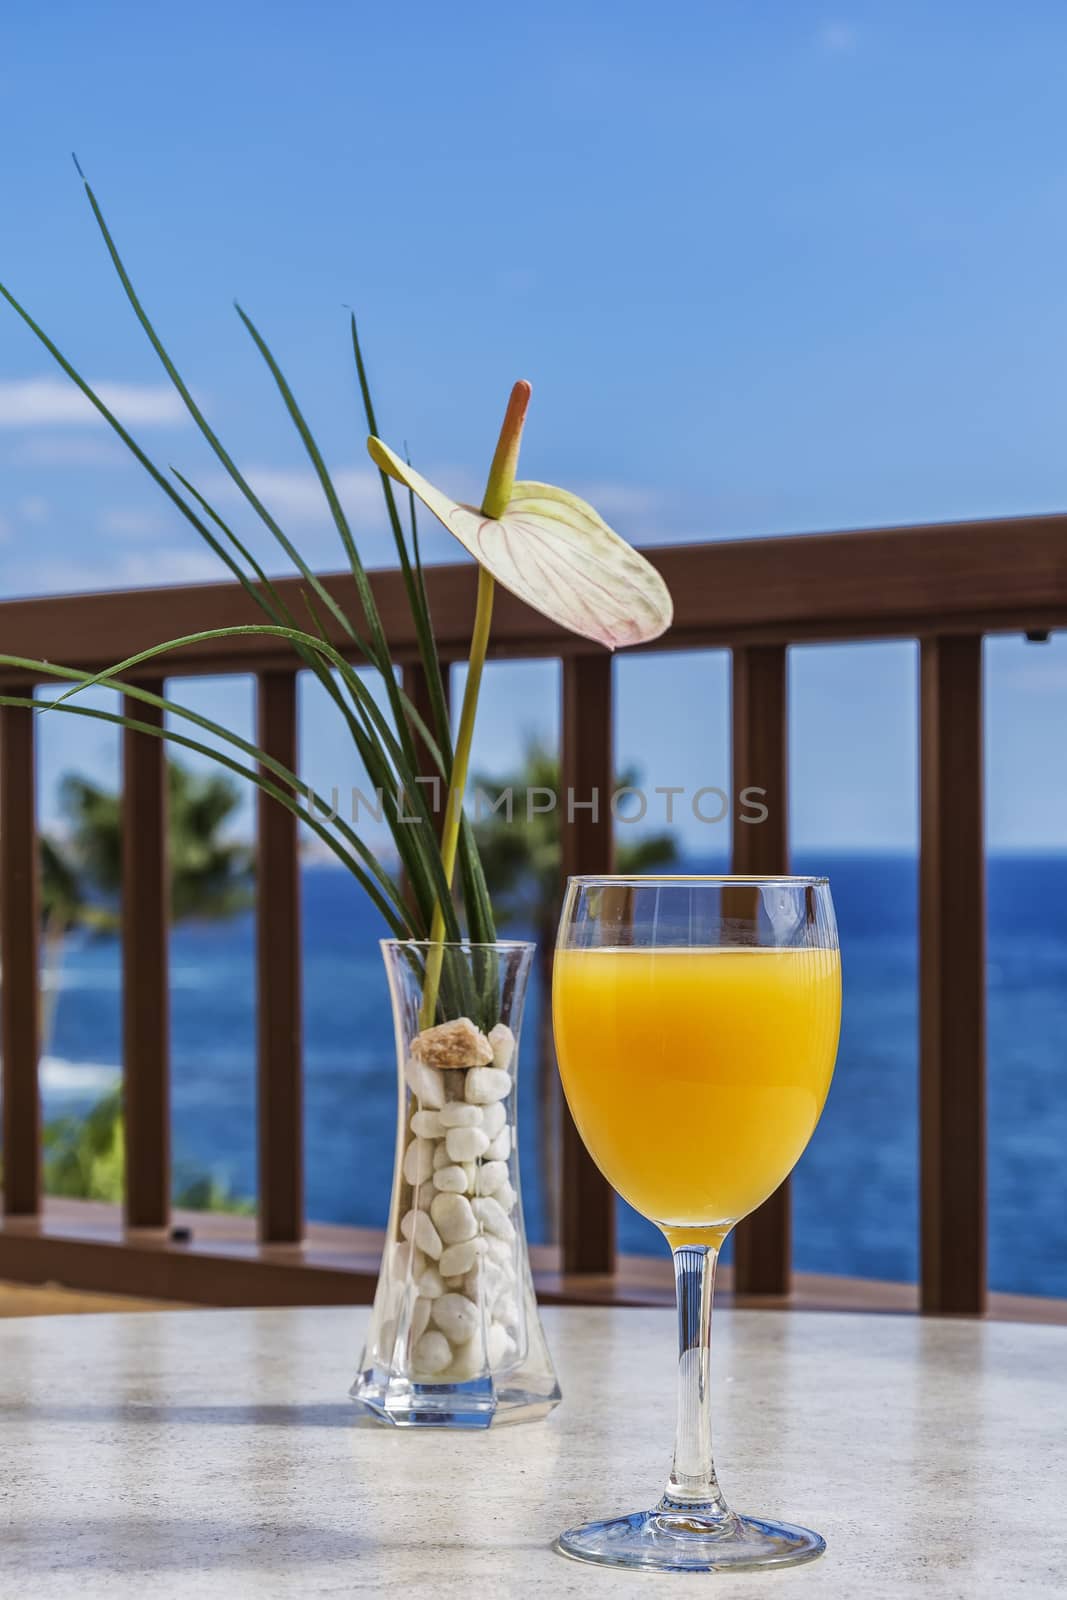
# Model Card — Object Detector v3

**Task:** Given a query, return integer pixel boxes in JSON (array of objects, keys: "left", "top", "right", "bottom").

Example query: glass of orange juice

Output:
[{"left": 553, "top": 875, "right": 841, "bottom": 1573}]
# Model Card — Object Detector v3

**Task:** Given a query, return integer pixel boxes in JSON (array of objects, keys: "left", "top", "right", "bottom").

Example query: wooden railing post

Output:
[
  {"left": 920, "top": 636, "right": 986, "bottom": 1314},
  {"left": 256, "top": 670, "right": 303, "bottom": 1244},
  {"left": 122, "top": 685, "right": 171, "bottom": 1229},
  {"left": 731, "top": 644, "right": 792, "bottom": 1296},
  {"left": 401, "top": 661, "right": 451, "bottom": 915},
  {"left": 401, "top": 660, "right": 450, "bottom": 774},
  {"left": 1, "top": 700, "right": 41, "bottom": 1216},
  {"left": 559, "top": 653, "right": 616, "bottom": 1275}
]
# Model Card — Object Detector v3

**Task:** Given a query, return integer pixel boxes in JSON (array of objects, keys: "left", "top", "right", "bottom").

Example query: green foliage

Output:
[
  {"left": 40, "top": 761, "right": 253, "bottom": 932},
  {"left": 43, "top": 1089, "right": 126, "bottom": 1202},
  {"left": 0, "top": 167, "right": 494, "bottom": 947},
  {"left": 38, "top": 761, "right": 255, "bottom": 1213},
  {"left": 39, "top": 834, "right": 85, "bottom": 935},
  {"left": 42, "top": 1089, "right": 252, "bottom": 1214},
  {"left": 472, "top": 739, "right": 679, "bottom": 940}
]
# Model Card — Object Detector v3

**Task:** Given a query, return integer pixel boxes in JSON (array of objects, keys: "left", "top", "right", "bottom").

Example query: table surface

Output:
[{"left": 1, "top": 1304, "right": 1064, "bottom": 1599}]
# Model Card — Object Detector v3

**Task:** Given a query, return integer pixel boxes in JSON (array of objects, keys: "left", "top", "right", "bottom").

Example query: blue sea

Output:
[{"left": 42, "top": 854, "right": 1067, "bottom": 1298}]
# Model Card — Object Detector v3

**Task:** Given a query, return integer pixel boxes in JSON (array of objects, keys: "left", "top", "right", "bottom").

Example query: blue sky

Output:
[{"left": 3, "top": 1, "right": 1067, "bottom": 850}]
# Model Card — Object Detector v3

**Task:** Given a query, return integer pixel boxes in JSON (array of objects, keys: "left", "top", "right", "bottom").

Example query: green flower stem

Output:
[{"left": 419, "top": 382, "right": 530, "bottom": 1028}]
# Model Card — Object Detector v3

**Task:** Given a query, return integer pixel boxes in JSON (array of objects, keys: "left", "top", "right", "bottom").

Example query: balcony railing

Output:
[{"left": 2, "top": 508, "right": 1066, "bottom": 1315}]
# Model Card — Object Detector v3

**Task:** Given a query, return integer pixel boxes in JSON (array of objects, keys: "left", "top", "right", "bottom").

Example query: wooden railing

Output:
[{"left": 2, "top": 508, "right": 1066, "bottom": 1314}]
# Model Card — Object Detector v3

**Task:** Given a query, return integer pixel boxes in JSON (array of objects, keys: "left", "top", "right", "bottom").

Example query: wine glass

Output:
[{"left": 552, "top": 875, "right": 841, "bottom": 1573}]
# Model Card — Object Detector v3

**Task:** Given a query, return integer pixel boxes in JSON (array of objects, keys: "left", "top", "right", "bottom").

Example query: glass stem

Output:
[{"left": 661, "top": 1243, "right": 729, "bottom": 1517}]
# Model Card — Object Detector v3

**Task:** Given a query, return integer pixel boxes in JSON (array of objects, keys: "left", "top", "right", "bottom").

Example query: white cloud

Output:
[
  {"left": 195, "top": 463, "right": 467, "bottom": 563},
  {"left": 231, "top": 465, "right": 387, "bottom": 526},
  {"left": 819, "top": 21, "right": 858, "bottom": 54},
  {"left": 203, "top": 463, "right": 665, "bottom": 536},
  {"left": 0, "top": 378, "right": 187, "bottom": 428},
  {"left": 3, "top": 546, "right": 224, "bottom": 599},
  {"left": 98, "top": 507, "right": 167, "bottom": 540},
  {"left": 109, "top": 549, "right": 224, "bottom": 586},
  {"left": 6, "top": 435, "right": 128, "bottom": 467},
  {"left": 576, "top": 483, "right": 660, "bottom": 514}
]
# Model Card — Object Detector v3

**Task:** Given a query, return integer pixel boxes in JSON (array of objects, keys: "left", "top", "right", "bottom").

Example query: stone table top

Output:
[{"left": 1, "top": 1305, "right": 1063, "bottom": 1598}]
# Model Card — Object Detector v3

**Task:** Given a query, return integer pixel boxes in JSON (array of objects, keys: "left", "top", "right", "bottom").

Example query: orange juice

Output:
[{"left": 553, "top": 946, "right": 840, "bottom": 1235}]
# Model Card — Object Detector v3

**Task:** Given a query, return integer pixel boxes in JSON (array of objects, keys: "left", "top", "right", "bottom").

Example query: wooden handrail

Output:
[
  {"left": 0, "top": 513, "right": 1044, "bottom": 1314},
  {"left": 0, "top": 511, "right": 1064, "bottom": 681}
]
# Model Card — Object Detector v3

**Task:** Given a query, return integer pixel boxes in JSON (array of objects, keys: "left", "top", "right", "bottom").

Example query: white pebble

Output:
[
  {"left": 465, "top": 1067, "right": 512, "bottom": 1105},
  {"left": 405, "top": 1059, "right": 444, "bottom": 1110},
  {"left": 401, "top": 1209, "right": 442, "bottom": 1260},
  {"left": 487, "top": 1321, "right": 515, "bottom": 1369},
  {"left": 374, "top": 1317, "right": 397, "bottom": 1362},
  {"left": 484, "top": 1234, "right": 514, "bottom": 1268},
  {"left": 485, "top": 1126, "right": 511, "bottom": 1162},
  {"left": 494, "top": 1290, "right": 519, "bottom": 1328},
  {"left": 493, "top": 1179, "right": 518, "bottom": 1213},
  {"left": 432, "top": 1291, "right": 480, "bottom": 1344},
  {"left": 488, "top": 1021, "right": 516, "bottom": 1071},
  {"left": 439, "top": 1236, "right": 485, "bottom": 1278},
  {"left": 412, "top": 1330, "right": 452, "bottom": 1376},
  {"left": 445, "top": 1126, "right": 490, "bottom": 1162},
  {"left": 476, "top": 1160, "right": 509, "bottom": 1196},
  {"left": 439, "top": 1102, "right": 482, "bottom": 1129},
  {"left": 447, "top": 1329, "right": 487, "bottom": 1380},
  {"left": 415, "top": 1263, "right": 444, "bottom": 1299},
  {"left": 432, "top": 1164, "right": 469, "bottom": 1194},
  {"left": 432, "top": 1143, "right": 451, "bottom": 1171},
  {"left": 411, "top": 1295, "right": 432, "bottom": 1344},
  {"left": 472, "top": 1195, "right": 515, "bottom": 1242},
  {"left": 410, "top": 1109, "right": 444, "bottom": 1139},
  {"left": 430, "top": 1191, "right": 477, "bottom": 1245},
  {"left": 403, "top": 1138, "right": 435, "bottom": 1186},
  {"left": 388, "top": 1239, "right": 420, "bottom": 1278},
  {"left": 417, "top": 1185, "right": 434, "bottom": 1211},
  {"left": 482, "top": 1101, "right": 507, "bottom": 1140},
  {"left": 463, "top": 1256, "right": 507, "bottom": 1304}
]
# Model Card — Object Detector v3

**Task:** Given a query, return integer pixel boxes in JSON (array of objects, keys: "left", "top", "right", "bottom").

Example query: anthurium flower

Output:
[{"left": 367, "top": 394, "right": 673, "bottom": 650}]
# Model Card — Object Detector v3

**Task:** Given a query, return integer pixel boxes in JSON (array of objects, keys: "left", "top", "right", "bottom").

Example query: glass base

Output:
[
  {"left": 556, "top": 1502, "right": 826, "bottom": 1573},
  {"left": 351, "top": 1363, "right": 561, "bottom": 1429}
]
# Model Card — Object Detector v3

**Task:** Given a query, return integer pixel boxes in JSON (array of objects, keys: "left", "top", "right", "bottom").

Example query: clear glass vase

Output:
[{"left": 351, "top": 939, "right": 562, "bottom": 1427}]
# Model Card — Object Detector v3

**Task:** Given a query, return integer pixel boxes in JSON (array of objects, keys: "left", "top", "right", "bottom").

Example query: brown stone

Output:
[{"left": 410, "top": 1016, "right": 493, "bottom": 1069}]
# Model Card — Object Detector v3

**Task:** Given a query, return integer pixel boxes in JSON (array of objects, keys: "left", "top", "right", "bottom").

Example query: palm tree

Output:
[
  {"left": 471, "top": 739, "right": 678, "bottom": 1235},
  {"left": 37, "top": 760, "right": 254, "bottom": 1212},
  {"left": 42, "top": 762, "right": 254, "bottom": 933}
]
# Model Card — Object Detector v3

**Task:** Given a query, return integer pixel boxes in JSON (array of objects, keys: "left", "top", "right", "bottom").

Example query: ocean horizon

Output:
[{"left": 42, "top": 851, "right": 1067, "bottom": 1299}]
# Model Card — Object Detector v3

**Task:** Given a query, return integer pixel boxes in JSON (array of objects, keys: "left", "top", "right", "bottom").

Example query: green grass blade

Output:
[
  {"left": 76, "top": 171, "right": 365, "bottom": 652},
  {"left": 172, "top": 474, "right": 407, "bottom": 808},
  {"left": 233, "top": 303, "right": 421, "bottom": 781},
  {"left": 0, "top": 281, "right": 284, "bottom": 622},
  {"left": 27, "top": 622, "right": 461, "bottom": 942},
  {"left": 172, "top": 470, "right": 301, "bottom": 628},
  {"left": 9, "top": 650, "right": 415, "bottom": 933},
  {"left": 0, "top": 690, "right": 412, "bottom": 938},
  {"left": 350, "top": 313, "right": 452, "bottom": 761}
]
